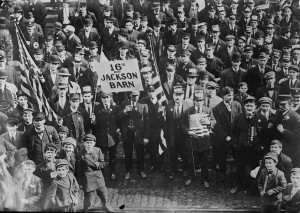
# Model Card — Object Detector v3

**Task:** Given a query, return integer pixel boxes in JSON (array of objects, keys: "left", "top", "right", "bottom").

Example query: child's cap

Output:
[
  {"left": 291, "top": 168, "right": 300, "bottom": 174},
  {"left": 55, "top": 159, "right": 69, "bottom": 168},
  {"left": 23, "top": 159, "right": 36, "bottom": 167},
  {"left": 0, "top": 145, "right": 6, "bottom": 156},
  {"left": 270, "top": 139, "right": 282, "bottom": 147},
  {"left": 63, "top": 137, "right": 76, "bottom": 147},
  {"left": 58, "top": 126, "right": 69, "bottom": 135},
  {"left": 44, "top": 143, "right": 58, "bottom": 152},
  {"left": 264, "top": 152, "right": 278, "bottom": 163},
  {"left": 83, "top": 134, "right": 96, "bottom": 142}
]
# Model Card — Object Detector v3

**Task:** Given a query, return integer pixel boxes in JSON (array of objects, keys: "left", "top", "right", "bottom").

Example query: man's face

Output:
[
  {"left": 63, "top": 3, "right": 69, "bottom": 8},
  {"left": 167, "top": 50, "right": 176, "bottom": 58},
  {"left": 199, "top": 77, "right": 209, "bottom": 87},
  {"left": 106, "top": 21, "right": 113, "bottom": 28},
  {"left": 70, "top": 99, "right": 80, "bottom": 110},
  {"left": 119, "top": 48, "right": 128, "bottom": 56},
  {"left": 191, "top": 24, "right": 198, "bottom": 31},
  {"left": 58, "top": 87, "right": 67, "bottom": 96},
  {"left": 194, "top": 97, "right": 204, "bottom": 108},
  {"left": 244, "top": 10, "right": 251, "bottom": 18},
  {"left": 278, "top": 101, "right": 290, "bottom": 112},
  {"left": 173, "top": 93, "right": 184, "bottom": 104},
  {"left": 260, "top": 103, "right": 271, "bottom": 113},
  {"left": 283, "top": 46, "right": 291, "bottom": 55},
  {"left": 125, "top": 22, "right": 133, "bottom": 31},
  {"left": 137, "top": 43, "right": 146, "bottom": 51},
  {"left": 244, "top": 51, "right": 253, "bottom": 59},
  {"left": 258, "top": 58, "right": 267, "bottom": 67},
  {"left": 126, "top": 10, "right": 134, "bottom": 17},
  {"left": 34, "top": 53, "right": 43, "bottom": 61},
  {"left": 180, "top": 54, "right": 190, "bottom": 63},
  {"left": 170, "top": 23, "right": 177, "bottom": 31},
  {"left": 104, "top": 10, "right": 111, "bottom": 17},
  {"left": 6, "top": 124, "right": 17, "bottom": 133},
  {"left": 43, "top": 149, "right": 56, "bottom": 161},
  {"left": 18, "top": 96, "right": 28, "bottom": 107},
  {"left": 153, "top": 25, "right": 161, "bottom": 32},
  {"left": 265, "top": 159, "right": 276, "bottom": 171},
  {"left": 148, "top": 90, "right": 156, "bottom": 99},
  {"left": 270, "top": 144, "right": 282, "bottom": 155},
  {"left": 293, "top": 50, "right": 300, "bottom": 61},
  {"left": 89, "top": 47, "right": 98, "bottom": 56},
  {"left": 80, "top": 6, "right": 87, "bottom": 14},
  {"left": 197, "top": 62, "right": 206, "bottom": 71},
  {"left": 205, "top": 48, "right": 214, "bottom": 56},
  {"left": 59, "top": 75, "right": 69, "bottom": 83},
  {"left": 101, "top": 95, "right": 111, "bottom": 106},
  {"left": 57, "top": 166, "right": 69, "bottom": 177},
  {"left": 130, "top": 94, "right": 140, "bottom": 102},
  {"left": 166, "top": 69, "right": 175, "bottom": 79},
  {"left": 197, "top": 40, "right": 205, "bottom": 49},
  {"left": 232, "top": 60, "right": 241, "bottom": 69},
  {"left": 208, "top": 10, "right": 216, "bottom": 17},
  {"left": 33, "top": 119, "right": 45, "bottom": 130},
  {"left": 27, "top": 26, "right": 34, "bottom": 34},
  {"left": 59, "top": 132, "right": 67, "bottom": 141},
  {"left": 84, "top": 24, "right": 92, "bottom": 32},
  {"left": 187, "top": 75, "right": 197, "bottom": 85},
  {"left": 142, "top": 71, "right": 153, "bottom": 84},
  {"left": 284, "top": 8, "right": 291, "bottom": 17},
  {"left": 244, "top": 102, "right": 256, "bottom": 114},
  {"left": 226, "top": 39, "right": 234, "bottom": 47},
  {"left": 50, "top": 62, "right": 60, "bottom": 71},
  {"left": 291, "top": 173, "right": 300, "bottom": 187},
  {"left": 266, "top": 77, "right": 275, "bottom": 86},
  {"left": 250, "top": 20, "right": 258, "bottom": 28},
  {"left": 141, "top": 20, "right": 148, "bottom": 27},
  {"left": 267, "top": 27, "right": 274, "bottom": 35},
  {"left": 212, "top": 30, "right": 220, "bottom": 39},
  {"left": 293, "top": 97, "right": 300, "bottom": 106},
  {"left": 206, "top": 87, "right": 215, "bottom": 97},
  {"left": 223, "top": 92, "right": 234, "bottom": 103},
  {"left": 238, "top": 40, "right": 246, "bottom": 48},
  {"left": 219, "top": 11, "right": 226, "bottom": 20},
  {"left": 199, "top": 25, "right": 207, "bottom": 33},
  {"left": 83, "top": 93, "right": 92, "bottom": 104},
  {"left": 45, "top": 39, "right": 53, "bottom": 47},
  {"left": 182, "top": 37, "right": 190, "bottom": 45},
  {"left": 283, "top": 61, "right": 291, "bottom": 68},
  {"left": 23, "top": 112, "right": 33, "bottom": 125},
  {"left": 73, "top": 59, "right": 82, "bottom": 69}
]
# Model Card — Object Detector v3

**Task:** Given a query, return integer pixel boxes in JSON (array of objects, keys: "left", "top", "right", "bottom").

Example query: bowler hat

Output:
[
  {"left": 14, "top": 6, "right": 23, "bottom": 13},
  {"left": 58, "top": 68, "right": 71, "bottom": 76},
  {"left": 89, "top": 41, "right": 98, "bottom": 49},
  {"left": 5, "top": 117, "right": 18, "bottom": 126},
  {"left": 231, "top": 52, "right": 242, "bottom": 61},
  {"left": 50, "top": 55, "right": 60, "bottom": 64},
  {"left": 118, "top": 28, "right": 129, "bottom": 36},
  {"left": 278, "top": 94, "right": 292, "bottom": 102},
  {"left": 133, "top": 12, "right": 141, "bottom": 19}
]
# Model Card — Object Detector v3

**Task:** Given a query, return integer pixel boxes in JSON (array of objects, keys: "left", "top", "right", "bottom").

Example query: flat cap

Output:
[
  {"left": 140, "top": 66, "right": 153, "bottom": 73},
  {"left": 58, "top": 125, "right": 69, "bottom": 134},
  {"left": 173, "top": 85, "right": 184, "bottom": 94},
  {"left": 244, "top": 95, "right": 256, "bottom": 104},
  {"left": 278, "top": 94, "right": 292, "bottom": 102},
  {"left": 57, "top": 82, "right": 69, "bottom": 89},
  {"left": 55, "top": 159, "right": 69, "bottom": 168},
  {"left": 5, "top": 117, "right": 18, "bottom": 126},
  {"left": 82, "top": 85, "right": 92, "bottom": 93},
  {"left": 291, "top": 168, "right": 300, "bottom": 174},
  {"left": 131, "top": 91, "right": 140, "bottom": 95},
  {"left": 69, "top": 93, "right": 81, "bottom": 100},
  {"left": 187, "top": 68, "right": 198, "bottom": 77},
  {"left": 23, "top": 159, "right": 35, "bottom": 166},
  {"left": 101, "top": 91, "right": 112, "bottom": 98},
  {"left": 137, "top": 39, "right": 147, "bottom": 46},
  {"left": 206, "top": 81, "right": 217, "bottom": 89},
  {"left": 118, "top": 28, "right": 129, "bottom": 36},
  {"left": 291, "top": 88, "right": 300, "bottom": 98},
  {"left": 197, "top": 57, "right": 207, "bottom": 64},
  {"left": 259, "top": 52, "right": 268, "bottom": 59},
  {"left": 264, "top": 152, "right": 278, "bottom": 163},
  {"left": 83, "top": 134, "right": 96, "bottom": 142},
  {"left": 259, "top": 97, "right": 272, "bottom": 105},
  {"left": 63, "top": 137, "right": 76, "bottom": 147},
  {"left": 53, "top": 22, "right": 62, "bottom": 30},
  {"left": 167, "top": 45, "right": 176, "bottom": 52},
  {"left": 166, "top": 63, "right": 176, "bottom": 71},
  {"left": 64, "top": 25, "right": 75, "bottom": 32},
  {"left": 289, "top": 65, "right": 300, "bottom": 72},
  {"left": 264, "top": 71, "right": 276, "bottom": 79},
  {"left": 244, "top": 45, "right": 253, "bottom": 52},
  {"left": 34, "top": 112, "right": 45, "bottom": 121},
  {"left": 225, "top": 35, "right": 235, "bottom": 40}
]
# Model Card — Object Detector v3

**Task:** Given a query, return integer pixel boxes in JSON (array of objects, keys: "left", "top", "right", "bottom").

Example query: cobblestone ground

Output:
[{"left": 77, "top": 163, "right": 261, "bottom": 212}]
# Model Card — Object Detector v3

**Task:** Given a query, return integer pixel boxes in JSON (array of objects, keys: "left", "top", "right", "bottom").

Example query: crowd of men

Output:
[{"left": 0, "top": 0, "right": 300, "bottom": 212}]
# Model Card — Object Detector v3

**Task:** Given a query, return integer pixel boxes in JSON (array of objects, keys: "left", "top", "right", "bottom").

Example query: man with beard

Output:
[{"left": 230, "top": 96, "right": 268, "bottom": 194}]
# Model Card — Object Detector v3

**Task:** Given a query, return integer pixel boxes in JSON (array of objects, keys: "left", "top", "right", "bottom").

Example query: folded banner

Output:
[{"left": 96, "top": 59, "right": 144, "bottom": 92}]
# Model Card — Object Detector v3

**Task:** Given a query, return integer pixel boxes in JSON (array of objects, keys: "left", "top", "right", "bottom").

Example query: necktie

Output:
[
  {"left": 176, "top": 105, "right": 180, "bottom": 118},
  {"left": 207, "top": 97, "right": 211, "bottom": 108},
  {"left": 197, "top": 107, "right": 200, "bottom": 113},
  {"left": 105, "top": 104, "right": 109, "bottom": 112},
  {"left": 11, "top": 136, "right": 14, "bottom": 144},
  {"left": 76, "top": 68, "right": 79, "bottom": 79},
  {"left": 189, "top": 86, "right": 192, "bottom": 99}
]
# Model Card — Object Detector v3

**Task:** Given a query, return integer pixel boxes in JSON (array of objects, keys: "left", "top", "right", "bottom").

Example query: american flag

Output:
[
  {"left": 14, "top": 22, "right": 57, "bottom": 121},
  {"left": 148, "top": 34, "right": 168, "bottom": 154}
]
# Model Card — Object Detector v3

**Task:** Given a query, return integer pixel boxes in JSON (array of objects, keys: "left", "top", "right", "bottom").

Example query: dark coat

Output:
[
  {"left": 73, "top": 12, "right": 98, "bottom": 34},
  {"left": 68, "top": 66, "right": 86, "bottom": 83},
  {"left": 257, "top": 168, "right": 287, "bottom": 205},
  {"left": 220, "top": 67, "right": 248, "bottom": 93},
  {"left": 212, "top": 101, "right": 242, "bottom": 141},
  {"left": 92, "top": 103, "right": 120, "bottom": 148},
  {"left": 164, "top": 29, "right": 183, "bottom": 46},
  {"left": 57, "top": 8, "right": 76, "bottom": 25},
  {"left": 76, "top": 147, "right": 105, "bottom": 192},
  {"left": 0, "top": 131, "right": 23, "bottom": 149},
  {"left": 190, "top": 48, "right": 206, "bottom": 65},
  {"left": 44, "top": 173, "right": 79, "bottom": 209},
  {"left": 132, "top": 0, "right": 151, "bottom": 15},
  {"left": 240, "top": 57, "right": 259, "bottom": 71},
  {"left": 206, "top": 56, "right": 225, "bottom": 78},
  {"left": 23, "top": 125, "right": 60, "bottom": 164},
  {"left": 283, "top": 183, "right": 300, "bottom": 212},
  {"left": 117, "top": 100, "right": 150, "bottom": 143},
  {"left": 162, "top": 74, "right": 186, "bottom": 101},
  {"left": 165, "top": 100, "right": 194, "bottom": 147},
  {"left": 256, "top": 85, "right": 281, "bottom": 108},
  {"left": 29, "top": 0, "right": 47, "bottom": 27},
  {"left": 218, "top": 45, "right": 241, "bottom": 68},
  {"left": 53, "top": 98, "right": 70, "bottom": 117},
  {"left": 245, "top": 65, "right": 272, "bottom": 95},
  {"left": 78, "top": 28, "right": 101, "bottom": 48},
  {"left": 176, "top": 60, "right": 197, "bottom": 81},
  {"left": 77, "top": 68, "right": 98, "bottom": 90},
  {"left": 65, "top": 34, "right": 81, "bottom": 54},
  {"left": 53, "top": 31, "right": 67, "bottom": 46},
  {"left": 100, "top": 27, "right": 120, "bottom": 58},
  {"left": 280, "top": 79, "right": 300, "bottom": 95}
]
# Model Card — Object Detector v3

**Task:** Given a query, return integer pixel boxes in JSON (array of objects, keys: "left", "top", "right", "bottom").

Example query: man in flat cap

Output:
[
  {"left": 64, "top": 25, "right": 81, "bottom": 54},
  {"left": 275, "top": 94, "right": 300, "bottom": 167},
  {"left": 22, "top": 112, "right": 60, "bottom": 165},
  {"left": 245, "top": 52, "right": 272, "bottom": 95},
  {"left": 204, "top": 44, "right": 225, "bottom": 80},
  {"left": 231, "top": 96, "right": 268, "bottom": 194},
  {"left": 52, "top": 22, "right": 67, "bottom": 45},
  {"left": 208, "top": 25, "right": 226, "bottom": 59},
  {"left": 0, "top": 69, "right": 17, "bottom": 115},
  {"left": 183, "top": 68, "right": 202, "bottom": 100},
  {"left": 219, "top": 34, "right": 242, "bottom": 69},
  {"left": 74, "top": 2, "right": 98, "bottom": 34},
  {"left": 158, "top": 45, "right": 179, "bottom": 76},
  {"left": 176, "top": 49, "right": 197, "bottom": 81},
  {"left": 283, "top": 167, "right": 300, "bottom": 211},
  {"left": 164, "top": 16, "right": 183, "bottom": 46},
  {"left": 240, "top": 45, "right": 258, "bottom": 71},
  {"left": 176, "top": 32, "right": 196, "bottom": 57},
  {"left": 61, "top": 93, "right": 85, "bottom": 148},
  {"left": 220, "top": 52, "right": 248, "bottom": 93},
  {"left": 212, "top": 86, "right": 242, "bottom": 182},
  {"left": 256, "top": 72, "right": 280, "bottom": 108},
  {"left": 57, "top": 0, "right": 76, "bottom": 27},
  {"left": 78, "top": 18, "right": 101, "bottom": 49},
  {"left": 117, "top": 90, "right": 150, "bottom": 180},
  {"left": 23, "top": 21, "right": 44, "bottom": 55},
  {"left": 124, "top": 18, "right": 140, "bottom": 43},
  {"left": 43, "top": 35, "right": 56, "bottom": 63},
  {"left": 52, "top": 82, "right": 70, "bottom": 117},
  {"left": 1, "top": 117, "right": 23, "bottom": 149},
  {"left": 137, "top": 15, "right": 153, "bottom": 38}
]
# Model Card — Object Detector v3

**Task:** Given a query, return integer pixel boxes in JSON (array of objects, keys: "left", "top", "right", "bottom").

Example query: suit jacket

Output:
[
  {"left": 0, "top": 131, "right": 23, "bottom": 149},
  {"left": 62, "top": 108, "right": 85, "bottom": 143},
  {"left": 30, "top": 0, "right": 47, "bottom": 26},
  {"left": 76, "top": 147, "right": 105, "bottom": 192},
  {"left": 220, "top": 67, "right": 248, "bottom": 93},
  {"left": 278, "top": 152, "right": 293, "bottom": 183},
  {"left": 204, "top": 95, "right": 223, "bottom": 110},
  {"left": 68, "top": 66, "right": 86, "bottom": 83},
  {"left": 0, "top": 28, "right": 13, "bottom": 61},
  {"left": 276, "top": 109, "right": 300, "bottom": 166},
  {"left": 52, "top": 97, "right": 70, "bottom": 117},
  {"left": 280, "top": 79, "right": 300, "bottom": 95},
  {"left": 206, "top": 56, "right": 225, "bottom": 78},
  {"left": 212, "top": 101, "right": 242, "bottom": 141},
  {"left": 256, "top": 85, "right": 280, "bottom": 108},
  {"left": 23, "top": 30, "right": 43, "bottom": 54},
  {"left": 240, "top": 57, "right": 259, "bottom": 71},
  {"left": 127, "top": 29, "right": 140, "bottom": 43},
  {"left": 151, "top": 31, "right": 165, "bottom": 62},
  {"left": 44, "top": 173, "right": 79, "bottom": 209},
  {"left": 92, "top": 103, "right": 120, "bottom": 148},
  {"left": 73, "top": 12, "right": 98, "bottom": 34},
  {"left": 78, "top": 28, "right": 100, "bottom": 48},
  {"left": 158, "top": 56, "right": 179, "bottom": 77},
  {"left": 283, "top": 183, "right": 300, "bottom": 212},
  {"left": 132, "top": 0, "right": 151, "bottom": 15},
  {"left": 62, "top": 55, "right": 89, "bottom": 69},
  {"left": 100, "top": 27, "right": 120, "bottom": 58},
  {"left": 57, "top": 8, "right": 76, "bottom": 25},
  {"left": 165, "top": 100, "right": 194, "bottom": 147},
  {"left": 51, "top": 81, "right": 81, "bottom": 102},
  {"left": 148, "top": 12, "right": 166, "bottom": 28},
  {"left": 0, "top": 136, "right": 16, "bottom": 167},
  {"left": 218, "top": 45, "right": 241, "bottom": 68},
  {"left": 162, "top": 74, "right": 186, "bottom": 101},
  {"left": 245, "top": 65, "right": 272, "bottom": 95},
  {"left": 182, "top": 105, "right": 216, "bottom": 152},
  {"left": 23, "top": 125, "right": 60, "bottom": 164},
  {"left": 117, "top": 100, "right": 150, "bottom": 143},
  {"left": 53, "top": 31, "right": 67, "bottom": 46},
  {"left": 176, "top": 60, "right": 197, "bottom": 81},
  {"left": 207, "top": 38, "right": 226, "bottom": 59},
  {"left": 65, "top": 34, "right": 81, "bottom": 54},
  {"left": 182, "top": 83, "right": 202, "bottom": 100},
  {"left": 164, "top": 29, "right": 183, "bottom": 46},
  {"left": 258, "top": 168, "right": 287, "bottom": 205},
  {"left": 77, "top": 68, "right": 98, "bottom": 90}
]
